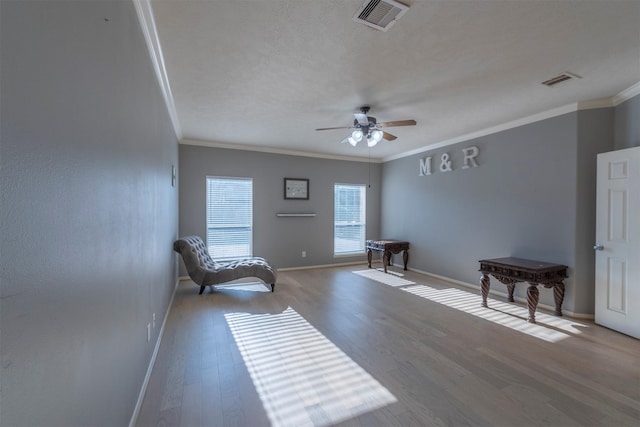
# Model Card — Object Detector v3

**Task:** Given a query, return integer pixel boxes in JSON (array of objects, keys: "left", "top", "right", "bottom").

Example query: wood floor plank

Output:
[
  {"left": 136, "top": 265, "right": 640, "bottom": 427},
  {"left": 200, "top": 367, "right": 224, "bottom": 427},
  {"left": 477, "top": 346, "right": 640, "bottom": 425},
  {"left": 179, "top": 382, "right": 201, "bottom": 427},
  {"left": 156, "top": 407, "right": 180, "bottom": 427}
]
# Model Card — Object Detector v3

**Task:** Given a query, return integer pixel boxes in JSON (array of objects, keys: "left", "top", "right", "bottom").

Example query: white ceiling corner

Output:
[{"left": 133, "top": 0, "right": 182, "bottom": 140}]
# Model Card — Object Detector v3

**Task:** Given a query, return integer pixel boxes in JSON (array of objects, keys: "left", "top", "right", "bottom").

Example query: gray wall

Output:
[
  {"left": 614, "top": 92, "right": 640, "bottom": 150},
  {"left": 574, "top": 108, "right": 615, "bottom": 313},
  {"left": 381, "top": 111, "right": 615, "bottom": 315},
  {"left": 1, "top": 2, "right": 178, "bottom": 426},
  {"left": 179, "top": 145, "right": 381, "bottom": 270}
]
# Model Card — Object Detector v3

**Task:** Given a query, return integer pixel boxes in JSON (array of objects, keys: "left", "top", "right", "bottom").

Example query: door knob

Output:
[{"left": 593, "top": 244, "right": 604, "bottom": 251}]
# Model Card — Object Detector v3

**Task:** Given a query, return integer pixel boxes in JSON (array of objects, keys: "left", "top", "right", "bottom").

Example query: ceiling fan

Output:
[{"left": 316, "top": 106, "right": 416, "bottom": 147}]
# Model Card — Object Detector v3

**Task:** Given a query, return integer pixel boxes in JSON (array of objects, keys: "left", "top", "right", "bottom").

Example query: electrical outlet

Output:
[
  {"left": 152, "top": 313, "right": 156, "bottom": 328},
  {"left": 147, "top": 323, "right": 151, "bottom": 342},
  {"left": 301, "top": 251, "right": 306, "bottom": 258}
]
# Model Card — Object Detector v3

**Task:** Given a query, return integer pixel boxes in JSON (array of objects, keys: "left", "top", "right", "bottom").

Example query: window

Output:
[
  {"left": 334, "top": 184, "right": 366, "bottom": 255},
  {"left": 206, "top": 177, "right": 253, "bottom": 260}
]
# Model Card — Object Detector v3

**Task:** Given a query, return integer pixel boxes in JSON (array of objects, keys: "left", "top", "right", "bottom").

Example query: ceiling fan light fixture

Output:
[
  {"left": 367, "top": 129, "right": 383, "bottom": 147},
  {"left": 316, "top": 106, "right": 416, "bottom": 148}
]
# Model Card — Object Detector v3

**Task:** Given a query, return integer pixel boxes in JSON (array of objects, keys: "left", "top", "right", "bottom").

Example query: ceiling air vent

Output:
[
  {"left": 541, "top": 72, "right": 581, "bottom": 87},
  {"left": 353, "top": 0, "right": 409, "bottom": 32}
]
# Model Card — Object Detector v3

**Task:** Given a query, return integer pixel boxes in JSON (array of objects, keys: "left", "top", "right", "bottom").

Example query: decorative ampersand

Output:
[{"left": 440, "top": 153, "right": 452, "bottom": 172}]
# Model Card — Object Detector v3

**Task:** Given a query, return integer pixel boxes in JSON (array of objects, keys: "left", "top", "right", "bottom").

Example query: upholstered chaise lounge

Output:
[{"left": 173, "top": 236, "right": 277, "bottom": 294}]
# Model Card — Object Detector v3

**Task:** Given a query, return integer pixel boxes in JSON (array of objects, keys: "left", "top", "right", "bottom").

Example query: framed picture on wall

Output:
[{"left": 284, "top": 178, "right": 309, "bottom": 200}]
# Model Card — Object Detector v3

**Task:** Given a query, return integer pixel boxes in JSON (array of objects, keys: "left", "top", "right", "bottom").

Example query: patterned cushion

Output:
[{"left": 173, "top": 236, "right": 277, "bottom": 287}]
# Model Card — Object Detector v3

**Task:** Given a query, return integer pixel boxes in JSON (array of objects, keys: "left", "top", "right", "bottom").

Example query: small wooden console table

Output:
[
  {"left": 367, "top": 240, "right": 409, "bottom": 274},
  {"left": 479, "top": 257, "right": 568, "bottom": 324}
]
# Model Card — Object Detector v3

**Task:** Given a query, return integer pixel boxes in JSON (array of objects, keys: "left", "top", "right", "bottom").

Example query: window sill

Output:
[{"left": 333, "top": 252, "right": 366, "bottom": 258}]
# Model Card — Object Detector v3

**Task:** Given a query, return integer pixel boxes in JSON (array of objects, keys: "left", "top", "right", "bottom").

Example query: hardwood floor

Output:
[{"left": 136, "top": 265, "right": 640, "bottom": 427}]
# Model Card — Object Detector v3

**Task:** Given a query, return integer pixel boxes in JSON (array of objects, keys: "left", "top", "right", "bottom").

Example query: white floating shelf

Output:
[{"left": 276, "top": 213, "right": 317, "bottom": 217}]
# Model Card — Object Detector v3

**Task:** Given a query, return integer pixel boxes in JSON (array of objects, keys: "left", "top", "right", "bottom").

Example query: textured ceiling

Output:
[{"left": 149, "top": 0, "right": 640, "bottom": 160}]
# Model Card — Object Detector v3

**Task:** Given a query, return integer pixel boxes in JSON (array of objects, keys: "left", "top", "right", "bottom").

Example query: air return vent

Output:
[
  {"left": 353, "top": 0, "right": 409, "bottom": 32},
  {"left": 541, "top": 72, "right": 581, "bottom": 87}
]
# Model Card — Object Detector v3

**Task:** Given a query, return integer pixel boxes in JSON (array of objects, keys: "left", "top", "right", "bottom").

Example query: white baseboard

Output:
[
  {"left": 278, "top": 260, "right": 366, "bottom": 272},
  {"left": 409, "top": 267, "right": 594, "bottom": 320},
  {"left": 129, "top": 277, "right": 180, "bottom": 427}
]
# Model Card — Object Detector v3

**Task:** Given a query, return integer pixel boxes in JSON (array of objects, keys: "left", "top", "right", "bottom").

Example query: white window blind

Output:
[
  {"left": 206, "top": 177, "right": 253, "bottom": 260},
  {"left": 334, "top": 184, "right": 366, "bottom": 255}
]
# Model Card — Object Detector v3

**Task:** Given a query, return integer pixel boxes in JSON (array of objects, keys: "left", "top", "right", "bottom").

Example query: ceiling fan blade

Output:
[
  {"left": 354, "top": 113, "right": 369, "bottom": 126},
  {"left": 382, "top": 131, "right": 397, "bottom": 141},
  {"left": 316, "top": 126, "right": 353, "bottom": 131},
  {"left": 378, "top": 119, "right": 417, "bottom": 128}
]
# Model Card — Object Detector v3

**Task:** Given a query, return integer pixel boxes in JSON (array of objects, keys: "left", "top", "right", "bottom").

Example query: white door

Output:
[{"left": 595, "top": 146, "right": 640, "bottom": 338}]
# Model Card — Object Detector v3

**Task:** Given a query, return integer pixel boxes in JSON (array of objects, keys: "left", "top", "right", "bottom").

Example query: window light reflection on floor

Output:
[
  {"left": 353, "top": 269, "right": 416, "bottom": 286},
  {"left": 215, "top": 281, "right": 271, "bottom": 292},
  {"left": 225, "top": 307, "right": 397, "bottom": 427},
  {"left": 402, "top": 284, "right": 590, "bottom": 343}
]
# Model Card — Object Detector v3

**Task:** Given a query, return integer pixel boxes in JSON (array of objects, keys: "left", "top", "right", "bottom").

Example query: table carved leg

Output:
[
  {"left": 402, "top": 250, "right": 408, "bottom": 271},
  {"left": 494, "top": 275, "right": 517, "bottom": 302},
  {"left": 480, "top": 274, "right": 490, "bottom": 307},
  {"left": 367, "top": 249, "right": 373, "bottom": 268},
  {"left": 526, "top": 283, "right": 540, "bottom": 324},
  {"left": 382, "top": 251, "right": 391, "bottom": 274},
  {"left": 548, "top": 282, "right": 565, "bottom": 316},
  {"left": 506, "top": 283, "right": 516, "bottom": 302}
]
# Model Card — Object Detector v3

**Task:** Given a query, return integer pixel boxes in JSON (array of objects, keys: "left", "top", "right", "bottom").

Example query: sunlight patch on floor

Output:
[
  {"left": 402, "top": 285, "right": 589, "bottom": 343},
  {"left": 215, "top": 281, "right": 271, "bottom": 292},
  {"left": 225, "top": 307, "right": 397, "bottom": 427},
  {"left": 353, "top": 269, "right": 416, "bottom": 287}
]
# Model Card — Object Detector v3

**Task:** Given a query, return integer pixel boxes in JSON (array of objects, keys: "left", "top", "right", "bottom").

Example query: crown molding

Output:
[
  {"left": 180, "top": 139, "right": 382, "bottom": 163},
  {"left": 182, "top": 79, "right": 636, "bottom": 164},
  {"left": 577, "top": 97, "right": 614, "bottom": 110},
  {"left": 384, "top": 80, "right": 640, "bottom": 162},
  {"left": 612, "top": 81, "right": 640, "bottom": 106},
  {"left": 133, "top": 0, "right": 182, "bottom": 140},
  {"left": 183, "top": 79, "right": 640, "bottom": 164},
  {"left": 383, "top": 103, "right": 579, "bottom": 162}
]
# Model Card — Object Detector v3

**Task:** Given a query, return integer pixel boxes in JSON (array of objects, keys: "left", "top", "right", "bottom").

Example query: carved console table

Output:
[
  {"left": 479, "top": 257, "right": 568, "bottom": 324},
  {"left": 366, "top": 240, "right": 409, "bottom": 274}
]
